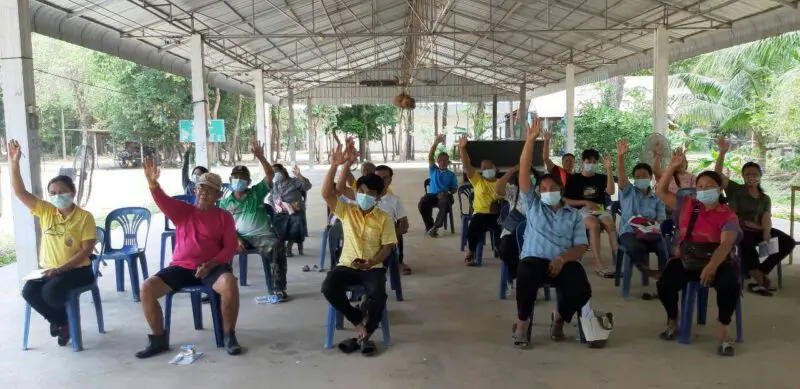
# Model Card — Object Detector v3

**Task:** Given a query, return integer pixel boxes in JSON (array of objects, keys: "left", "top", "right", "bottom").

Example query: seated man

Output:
[
  {"left": 543, "top": 129, "right": 575, "bottom": 187},
  {"left": 346, "top": 161, "right": 377, "bottom": 190},
  {"left": 418, "top": 134, "right": 458, "bottom": 237},
  {"left": 512, "top": 121, "right": 592, "bottom": 349},
  {"left": 137, "top": 159, "right": 241, "bottom": 358},
  {"left": 220, "top": 138, "right": 288, "bottom": 302},
  {"left": 374, "top": 165, "right": 410, "bottom": 274},
  {"left": 458, "top": 135, "right": 502, "bottom": 266},
  {"left": 563, "top": 149, "right": 618, "bottom": 278},
  {"left": 321, "top": 145, "right": 397, "bottom": 356}
]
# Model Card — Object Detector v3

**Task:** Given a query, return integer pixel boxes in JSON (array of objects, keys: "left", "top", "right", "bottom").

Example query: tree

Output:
[{"left": 574, "top": 103, "right": 652, "bottom": 173}]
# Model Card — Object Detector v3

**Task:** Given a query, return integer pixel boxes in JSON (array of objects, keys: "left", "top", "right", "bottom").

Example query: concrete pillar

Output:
[
  {"left": 653, "top": 24, "right": 669, "bottom": 135},
  {"left": 307, "top": 97, "right": 314, "bottom": 168},
  {"left": 0, "top": 0, "right": 43, "bottom": 282},
  {"left": 565, "top": 63, "right": 576, "bottom": 154},
  {"left": 517, "top": 83, "right": 526, "bottom": 140},
  {"left": 492, "top": 94, "right": 498, "bottom": 140},
  {"left": 287, "top": 87, "right": 296, "bottom": 164},
  {"left": 190, "top": 34, "right": 209, "bottom": 168},
  {"left": 252, "top": 69, "right": 268, "bottom": 161}
]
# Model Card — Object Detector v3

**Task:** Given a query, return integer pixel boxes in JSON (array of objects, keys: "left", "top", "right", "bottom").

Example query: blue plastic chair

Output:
[
  {"left": 236, "top": 249, "right": 274, "bottom": 294},
  {"left": 611, "top": 201, "right": 668, "bottom": 297},
  {"left": 423, "top": 178, "right": 455, "bottom": 233},
  {"left": 500, "top": 223, "right": 552, "bottom": 301},
  {"left": 164, "top": 285, "right": 224, "bottom": 348},
  {"left": 98, "top": 207, "right": 151, "bottom": 302},
  {"left": 159, "top": 195, "right": 195, "bottom": 270},
  {"left": 23, "top": 227, "right": 106, "bottom": 352},
  {"left": 679, "top": 281, "right": 744, "bottom": 344},
  {"left": 457, "top": 184, "right": 474, "bottom": 251}
]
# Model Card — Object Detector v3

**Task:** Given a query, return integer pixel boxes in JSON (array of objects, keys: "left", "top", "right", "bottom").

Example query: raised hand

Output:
[
  {"left": 251, "top": 137, "right": 265, "bottom": 159},
  {"left": 330, "top": 144, "right": 345, "bottom": 166},
  {"left": 7, "top": 140, "right": 21, "bottom": 164},
  {"left": 526, "top": 118, "right": 541, "bottom": 141},
  {"left": 543, "top": 129, "right": 552, "bottom": 142},
  {"left": 143, "top": 156, "right": 160, "bottom": 185},
  {"left": 508, "top": 164, "right": 520, "bottom": 174},
  {"left": 717, "top": 136, "right": 730, "bottom": 154},
  {"left": 669, "top": 148, "right": 685, "bottom": 170},
  {"left": 603, "top": 155, "right": 613, "bottom": 170},
  {"left": 434, "top": 134, "right": 446, "bottom": 145},
  {"left": 617, "top": 140, "right": 629, "bottom": 155},
  {"left": 293, "top": 164, "right": 302, "bottom": 177},
  {"left": 458, "top": 135, "right": 468, "bottom": 149},
  {"left": 344, "top": 137, "right": 357, "bottom": 163}
]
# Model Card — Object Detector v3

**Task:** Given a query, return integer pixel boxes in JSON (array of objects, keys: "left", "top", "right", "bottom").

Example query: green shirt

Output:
[
  {"left": 726, "top": 180, "right": 771, "bottom": 224},
  {"left": 219, "top": 179, "right": 274, "bottom": 238}
]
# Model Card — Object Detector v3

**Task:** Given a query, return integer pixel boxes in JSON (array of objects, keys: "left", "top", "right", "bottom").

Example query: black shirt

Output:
[{"left": 564, "top": 173, "right": 608, "bottom": 207}]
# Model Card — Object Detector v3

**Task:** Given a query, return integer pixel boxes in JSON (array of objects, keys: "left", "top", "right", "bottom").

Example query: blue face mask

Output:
[
  {"left": 482, "top": 169, "right": 496, "bottom": 179},
  {"left": 583, "top": 163, "right": 597, "bottom": 174},
  {"left": 190, "top": 174, "right": 199, "bottom": 184},
  {"left": 230, "top": 178, "right": 249, "bottom": 192},
  {"left": 356, "top": 193, "right": 377, "bottom": 211},
  {"left": 273, "top": 172, "right": 283, "bottom": 183},
  {"left": 540, "top": 191, "right": 561, "bottom": 205},
  {"left": 696, "top": 188, "right": 720, "bottom": 205},
  {"left": 49, "top": 193, "right": 74, "bottom": 210},
  {"left": 634, "top": 179, "right": 651, "bottom": 190}
]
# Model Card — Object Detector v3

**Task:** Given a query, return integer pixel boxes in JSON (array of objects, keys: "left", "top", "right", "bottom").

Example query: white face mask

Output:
[
  {"left": 49, "top": 193, "right": 74, "bottom": 210},
  {"left": 482, "top": 169, "right": 496, "bottom": 179}
]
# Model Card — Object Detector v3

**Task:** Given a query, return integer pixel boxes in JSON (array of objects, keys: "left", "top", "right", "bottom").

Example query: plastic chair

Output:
[
  {"left": 457, "top": 184, "right": 474, "bottom": 251},
  {"left": 164, "top": 285, "right": 224, "bottom": 348},
  {"left": 98, "top": 207, "right": 151, "bottom": 302},
  {"left": 159, "top": 195, "right": 195, "bottom": 270},
  {"left": 23, "top": 227, "right": 106, "bottom": 352},
  {"left": 500, "top": 223, "right": 552, "bottom": 301},
  {"left": 679, "top": 281, "right": 744, "bottom": 344},
  {"left": 423, "top": 178, "right": 455, "bottom": 233},
  {"left": 615, "top": 238, "right": 667, "bottom": 297},
  {"left": 235, "top": 247, "right": 274, "bottom": 294}
]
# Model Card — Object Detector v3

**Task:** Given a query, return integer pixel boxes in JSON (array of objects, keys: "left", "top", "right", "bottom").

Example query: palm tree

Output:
[{"left": 671, "top": 32, "right": 800, "bottom": 167}]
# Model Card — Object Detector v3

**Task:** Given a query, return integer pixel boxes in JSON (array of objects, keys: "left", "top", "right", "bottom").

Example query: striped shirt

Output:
[{"left": 520, "top": 187, "right": 588, "bottom": 261}]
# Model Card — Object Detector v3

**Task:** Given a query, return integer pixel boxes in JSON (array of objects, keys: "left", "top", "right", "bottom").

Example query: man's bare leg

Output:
[
  {"left": 585, "top": 217, "right": 603, "bottom": 273},
  {"left": 135, "top": 277, "right": 172, "bottom": 359},
  {"left": 600, "top": 217, "right": 619, "bottom": 258},
  {"left": 213, "top": 273, "right": 242, "bottom": 355}
]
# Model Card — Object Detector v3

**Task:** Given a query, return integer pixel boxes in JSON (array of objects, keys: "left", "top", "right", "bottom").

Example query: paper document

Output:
[
  {"left": 21, "top": 269, "right": 47, "bottom": 281},
  {"left": 758, "top": 237, "right": 780, "bottom": 261}
]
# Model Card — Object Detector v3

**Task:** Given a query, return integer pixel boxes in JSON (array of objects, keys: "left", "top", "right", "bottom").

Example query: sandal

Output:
[
  {"left": 400, "top": 264, "right": 412, "bottom": 275},
  {"left": 659, "top": 326, "right": 678, "bottom": 341},
  {"left": 595, "top": 268, "right": 615, "bottom": 279},
  {"left": 337, "top": 338, "right": 360, "bottom": 354},
  {"left": 301, "top": 265, "right": 311, "bottom": 272},
  {"left": 360, "top": 339, "right": 377, "bottom": 357},
  {"left": 641, "top": 292, "right": 658, "bottom": 301},
  {"left": 511, "top": 323, "right": 529, "bottom": 349},
  {"left": 717, "top": 341, "right": 735, "bottom": 357},
  {"left": 747, "top": 283, "right": 773, "bottom": 297},
  {"left": 464, "top": 253, "right": 477, "bottom": 267}
]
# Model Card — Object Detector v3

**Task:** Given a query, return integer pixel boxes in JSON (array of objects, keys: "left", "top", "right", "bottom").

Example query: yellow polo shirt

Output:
[
  {"left": 333, "top": 200, "right": 397, "bottom": 269},
  {"left": 469, "top": 172, "right": 501, "bottom": 214},
  {"left": 32, "top": 200, "right": 97, "bottom": 269}
]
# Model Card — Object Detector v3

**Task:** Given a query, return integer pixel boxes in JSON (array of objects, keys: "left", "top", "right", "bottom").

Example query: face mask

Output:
[
  {"left": 191, "top": 174, "right": 199, "bottom": 183},
  {"left": 696, "top": 188, "right": 720, "bottom": 205},
  {"left": 230, "top": 178, "right": 249, "bottom": 192},
  {"left": 482, "top": 169, "right": 496, "bottom": 179},
  {"left": 583, "top": 163, "right": 597, "bottom": 174},
  {"left": 540, "top": 191, "right": 561, "bottom": 205},
  {"left": 356, "top": 193, "right": 377, "bottom": 211},
  {"left": 273, "top": 172, "right": 283, "bottom": 183},
  {"left": 634, "top": 179, "right": 651, "bottom": 190},
  {"left": 49, "top": 193, "right": 74, "bottom": 210}
]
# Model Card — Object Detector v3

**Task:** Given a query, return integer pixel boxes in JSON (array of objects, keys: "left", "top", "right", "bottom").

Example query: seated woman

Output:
[
  {"left": 494, "top": 164, "right": 524, "bottom": 292},
  {"left": 321, "top": 145, "right": 396, "bottom": 357},
  {"left": 615, "top": 140, "right": 667, "bottom": 278},
  {"left": 181, "top": 144, "right": 209, "bottom": 196},
  {"left": 458, "top": 135, "right": 502, "bottom": 266},
  {"left": 269, "top": 163, "right": 312, "bottom": 257},
  {"left": 512, "top": 121, "right": 592, "bottom": 349},
  {"left": 715, "top": 137, "right": 795, "bottom": 296},
  {"left": 9, "top": 140, "right": 97, "bottom": 348},
  {"left": 655, "top": 149, "right": 740, "bottom": 357},
  {"left": 137, "top": 159, "right": 241, "bottom": 358}
]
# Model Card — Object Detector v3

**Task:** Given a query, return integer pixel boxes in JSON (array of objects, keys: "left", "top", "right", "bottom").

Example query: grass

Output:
[
  {"left": 761, "top": 173, "right": 800, "bottom": 221},
  {"left": 0, "top": 248, "right": 17, "bottom": 267}
]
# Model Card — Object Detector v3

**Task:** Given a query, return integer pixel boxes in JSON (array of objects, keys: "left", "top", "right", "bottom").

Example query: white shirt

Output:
[{"left": 377, "top": 193, "right": 406, "bottom": 223}]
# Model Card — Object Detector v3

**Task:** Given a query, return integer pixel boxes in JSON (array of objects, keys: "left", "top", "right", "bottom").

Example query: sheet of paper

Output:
[{"left": 21, "top": 269, "right": 46, "bottom": 281}]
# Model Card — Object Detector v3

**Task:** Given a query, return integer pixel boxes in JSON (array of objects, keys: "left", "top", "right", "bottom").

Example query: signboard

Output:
[
  {"left": 179, "top": 120, "right": 193, "bottom": 142},
  {"left": 178, "top": 119, "right": 226, "bottom": 143}
]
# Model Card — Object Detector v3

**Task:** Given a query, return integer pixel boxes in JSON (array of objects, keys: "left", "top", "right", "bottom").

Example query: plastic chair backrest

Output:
[
  {"left": 164, "top": 195, "right": 195, "bottom": 231},
  {"left": 457, "top": 184, "right": 474, "bottom": 216},
  {"left": 92, "top": 227, "right": 105, "bottom": 276},
  {"left": 328, "top": 221, "right": 345, "bottom": 266},
  {"left": 660, "top": 219, "right": 675, "bottom": 238},
  {"left": 103, "top": 207, "right": 151, "bottom": 253},
  {"left": 515, "top": 222, "right": 526, "bottom": 253},
  {"left": 676, "top": 187, "right": 696, "bottom": 198},
  {"left": 500, "top": 204, "right": 510, "bottom": 222}
]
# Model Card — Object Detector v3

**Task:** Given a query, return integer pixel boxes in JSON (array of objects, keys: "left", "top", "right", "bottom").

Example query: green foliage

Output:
[
  {"left": 574, "top": 103, "right": 652, "bottom": 175},
  {"left": 334, "top": 105, "right": 397, "bottom": 141}
]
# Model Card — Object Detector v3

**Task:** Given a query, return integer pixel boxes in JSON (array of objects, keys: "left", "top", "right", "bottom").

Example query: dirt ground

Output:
[{"left": 0, "top": 157, "right": 798, "bottom": 389}]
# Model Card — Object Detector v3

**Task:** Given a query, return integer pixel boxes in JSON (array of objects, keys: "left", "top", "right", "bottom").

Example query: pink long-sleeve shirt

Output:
[{"left": 151, "top": 186, "right": 238, "bottom": 270}]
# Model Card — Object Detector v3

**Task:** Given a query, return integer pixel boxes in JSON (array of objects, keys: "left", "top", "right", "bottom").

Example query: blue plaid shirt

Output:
[
  {"left": 618, "top": 184, "right": 666, "bottom": 234},
  {"left": 520, "top": 187, "right": 588, "bottom": 261}
]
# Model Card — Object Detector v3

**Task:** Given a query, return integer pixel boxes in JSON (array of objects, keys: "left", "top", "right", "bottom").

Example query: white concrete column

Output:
[
  {"left": 287, "top": 87, "right": 296, "bottom": 164},
  {"left": 1, "top": 0, "right": 42, "bottom": 282},
  {"left": 190, "top": 34, "right": 209, "bottom": 168},
  {"left": 565, "top": 63, "right": 576, "bottom": 154},
  {"left": 252, "top": 69, "right": 269, "bottom": 163},
  {"left": 518, "top": 83, "right": 526, "bottom": 140},
  {"left": 653, "top": 24, "right": 669, "bottom": 135},
  {"left": 306, "top": 97, "right": 314, "bottom": 168}
]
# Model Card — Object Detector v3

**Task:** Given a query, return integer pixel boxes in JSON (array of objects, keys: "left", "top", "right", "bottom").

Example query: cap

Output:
[
  {"left": 197, "top": 172, "right": 223, "bottom": 191},
  {"left": 231, "top": 165, "right": 251, "bottom": 178}
]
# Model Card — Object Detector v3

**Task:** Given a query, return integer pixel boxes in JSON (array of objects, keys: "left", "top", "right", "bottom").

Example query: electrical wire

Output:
[{"left": 33, "top": 68, "right": 134, "bottom": 96}]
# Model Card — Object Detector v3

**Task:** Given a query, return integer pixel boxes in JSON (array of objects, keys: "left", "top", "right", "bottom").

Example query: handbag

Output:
[
  {"left": 680, "top": 203, "right": 719, "bottom": 271},
  {"left": 501, "top": 188, "right": 525, "bottom": 233}
]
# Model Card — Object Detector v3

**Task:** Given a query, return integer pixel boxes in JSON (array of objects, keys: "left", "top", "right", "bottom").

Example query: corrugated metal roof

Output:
[{"left": 30, "top": 0, "right": 800, "bottom": 104}]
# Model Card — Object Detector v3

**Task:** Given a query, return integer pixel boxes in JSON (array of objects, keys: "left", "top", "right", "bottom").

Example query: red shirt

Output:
[
  {"left": 675, "top": 195, "right": 740, "bottom": 244},
  {"left": 151, "top": 186, "right": 239, "bottom": 270}
]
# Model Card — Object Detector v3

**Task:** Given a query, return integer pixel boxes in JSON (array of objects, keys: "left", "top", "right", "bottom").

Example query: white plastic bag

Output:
[{"left": 579, "top": 301, "right": 614, "bottom": 349}]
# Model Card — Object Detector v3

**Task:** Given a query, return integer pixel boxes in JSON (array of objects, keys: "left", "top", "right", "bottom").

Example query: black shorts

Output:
[{"left": 154, "top": 264, "right": 233, "bottom": 291}]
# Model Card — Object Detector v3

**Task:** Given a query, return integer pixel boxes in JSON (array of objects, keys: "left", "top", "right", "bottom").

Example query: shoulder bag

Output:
[{"left": 680, "top": 203, "right": 720, "bottom": 271}]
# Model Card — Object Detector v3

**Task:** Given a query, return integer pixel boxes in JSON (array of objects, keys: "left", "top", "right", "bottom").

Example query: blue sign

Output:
[
  {"left": 209, "top": 119, "right": 225, "bottom": 143},
  {"left": 179, "top": 120, "right": 193, "bottom": 142}
]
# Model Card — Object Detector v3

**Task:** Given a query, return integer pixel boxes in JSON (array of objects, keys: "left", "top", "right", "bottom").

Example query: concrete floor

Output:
[{"left": 1, "top": 165, "right": 799, "bottom": 389}]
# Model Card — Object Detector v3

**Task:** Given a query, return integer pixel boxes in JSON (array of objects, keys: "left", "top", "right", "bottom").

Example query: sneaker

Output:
[
  {"left": 49, "top": 323, "right": 59, "bottom": 337},
  {"left": 57, "top": 325, "right": 71, "bottom": 347},
  {"left": 276, "top": 290, "right": 289, "bottom": 302},
  {"left": 135, "top": 334, "right": 169, "bottom": 359},
  {"left": 225, "top": 331, "right": 243, "bottom": 355}
]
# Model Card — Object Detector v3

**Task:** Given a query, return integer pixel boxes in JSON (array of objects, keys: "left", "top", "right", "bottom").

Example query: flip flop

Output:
[
  {"left": 511, "top": 323, "right": 529, "bottom": 349},
  {"left": 659, "top": 327, "right": 677, "bottom": 341},
  {"left": 747, "top": 283, "right": 773, "bottom": 297},
  {"left": 301, "top": 265, "right": 311, "bottom": 272},
  {"left": 717, "top": 342, "right": 735, "bottom": 357},
  {"left": 360, "top": 339, "right": 377, "bottom": 357},
  {"left": 641, "top": 292, "right": 658, "bottom": 301},
  {"left": 337, "top": 338, "right": 360, "bottom": 354},
  {"left": 400, "top": 264, "right": 412, "bottom": 275}
]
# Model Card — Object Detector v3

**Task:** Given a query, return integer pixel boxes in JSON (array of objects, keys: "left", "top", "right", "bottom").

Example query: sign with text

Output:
[{"left": 178, "top": 119, "right": 226, "bottom": 143}]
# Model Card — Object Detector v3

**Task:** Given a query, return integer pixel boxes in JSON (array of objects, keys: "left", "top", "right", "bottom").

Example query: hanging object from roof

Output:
[{"left": 393, "top": 91, "right": 416, "bottom": 110}]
